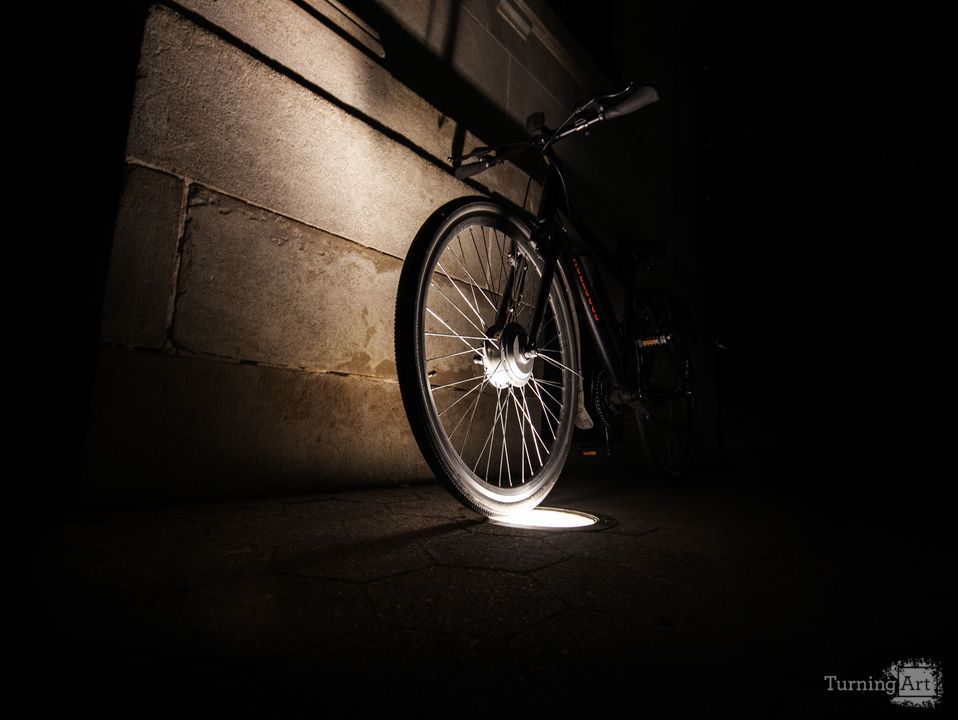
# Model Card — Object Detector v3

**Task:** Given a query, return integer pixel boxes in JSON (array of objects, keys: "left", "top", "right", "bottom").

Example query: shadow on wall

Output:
[
  {"left": 334, "top": 0, "right": 669, "bottom": 238},
  {"left": 334, "top": 0, "right": 529, "bottom": 177},
  {"left": 40, "top": 3, "right": 149, "bottom": 505}
]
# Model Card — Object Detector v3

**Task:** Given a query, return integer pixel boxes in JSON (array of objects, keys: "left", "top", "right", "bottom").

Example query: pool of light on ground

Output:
[{"left": 490, "top": 507, "right": 599, "bottom": 529}]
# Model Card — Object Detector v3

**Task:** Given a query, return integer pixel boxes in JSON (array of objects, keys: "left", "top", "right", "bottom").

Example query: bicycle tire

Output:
[
  {"left": 395, "top": 198, "right": 576, "bottom": 516},
  {"left": 636, "top": 295, "right": 695, "bottom": 477}
]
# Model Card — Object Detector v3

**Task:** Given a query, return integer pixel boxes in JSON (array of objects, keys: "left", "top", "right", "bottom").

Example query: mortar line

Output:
[
  {"left": 164, "top": 175, "right": 192, "bottom": 349},
  {"left": 156, "top": 1, "right": 495, "bottom": 197},
  {"left": 99, "top": 340, "right": 400, "bottom": 385},
  {"left": 124, "top": 156, "right": 409, "bottom": 268}
]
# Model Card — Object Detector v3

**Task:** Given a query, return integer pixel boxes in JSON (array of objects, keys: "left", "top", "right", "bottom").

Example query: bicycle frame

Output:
[
  {"left": 451, "top": 83, "right": 666, "bottom": 421},
  {"left": 522, "top": 154, "right": 633, "bottom": 408}
]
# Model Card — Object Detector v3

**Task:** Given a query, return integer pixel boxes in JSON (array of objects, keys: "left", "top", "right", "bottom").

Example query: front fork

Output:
[
  {"left": 524, "top": 222, "right": 558, "bottom": 350},
  {"left": 493, "top": 245, "right": 528, "bottom": 331},
  {"left": 489, "top": 218, "right": 559, "bottom": 359}
]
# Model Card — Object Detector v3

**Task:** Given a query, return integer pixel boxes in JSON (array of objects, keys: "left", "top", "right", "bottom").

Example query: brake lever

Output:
[
  {"left": 598, "top": 82, "right": 635, "bottom": 104},
  {"left": 589, "top": 82, "right": 637, "bottom": 119},
  {"left": 448, "top": 146, "right": 492, "bottom": 165},
  {"left": 449, "top": 144, "right": 500, "bottom": 181}
]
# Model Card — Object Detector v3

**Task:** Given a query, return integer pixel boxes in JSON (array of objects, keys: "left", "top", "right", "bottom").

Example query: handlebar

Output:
[
  {"left": 601, "top": 85, "right": 659, "bottom": 120},
  {"left": 454, "top": 161, "right": 493, "bottom": 180},
  {"left": 453, "top": 142, "right": 528, "bottom": 179},
  {"left": 450, "top": 83, "right": 658, "bottom": 179}
]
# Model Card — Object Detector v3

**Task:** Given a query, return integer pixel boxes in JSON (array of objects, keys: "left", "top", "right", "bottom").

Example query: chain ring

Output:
[{"left": 591, "top": 369, "right": 627, "bottom": 429}]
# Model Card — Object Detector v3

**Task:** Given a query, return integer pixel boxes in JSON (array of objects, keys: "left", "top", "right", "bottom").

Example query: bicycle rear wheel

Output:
[
  {"left": 395, "top": 199, "right": 576, "bottom": 516},
  {"left": 636, "top": 299, "right": 695, "bottom": 477}
]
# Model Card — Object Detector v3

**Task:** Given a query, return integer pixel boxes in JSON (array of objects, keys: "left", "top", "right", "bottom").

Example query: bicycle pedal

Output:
[{"left": 637, "top": 334, "right": 670, "bottom": 348}]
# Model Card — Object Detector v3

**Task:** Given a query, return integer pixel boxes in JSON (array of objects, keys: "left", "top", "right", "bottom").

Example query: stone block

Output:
[
  {"left": 173, "top": 186, "right": 400, "bottom": 378},
  {"left": 99, "top": 166, "right": 183, "bottom": 348},
  {"left": 176, "top": 0, "right": 456, "bottom": 158},
  {"left": 446, "top": 5, "right": 512, "bottom": 110},
  {"left": 85, "top": 346, "right": 431, "bottom": 503}
]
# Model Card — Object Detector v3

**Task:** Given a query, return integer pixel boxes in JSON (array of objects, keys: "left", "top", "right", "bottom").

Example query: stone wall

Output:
[{"left": 84, "top": 0, "right": 659, "bottom": 503}]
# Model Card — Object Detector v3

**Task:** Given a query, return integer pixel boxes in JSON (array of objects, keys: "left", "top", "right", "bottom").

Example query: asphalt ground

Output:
[{"left": 9, "top": 453, "right": 950, "bottom": 717}]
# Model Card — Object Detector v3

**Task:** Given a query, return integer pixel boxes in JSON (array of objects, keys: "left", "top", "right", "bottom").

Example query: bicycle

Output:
[{"left": 395, "top": 83, "right": 695, "bottom": 517}]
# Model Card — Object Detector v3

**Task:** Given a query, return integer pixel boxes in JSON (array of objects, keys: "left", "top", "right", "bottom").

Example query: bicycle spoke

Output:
[
  {"left": 427, "top": 347, "right": 482, "bottom": 363},
  {"left": 536, "top": 351, "right": 581, "bottom": 378},
  {"left": 437, "top": 377, "right": 486, "bottom": 418},
  {"left": 450, "top": 240, "right": 499, "bottom": 315},
  {"left": 425, "top": 331, "right": 487, "bottom": 342},
  {"left": 530, "top": 377, "right": 565, "bottom": 389},
  {"left": 537, "top": 332, "right": 560, "bottom": 352},
  {"left": 457, "top": 377, "right": 488, "bottom": 455},
  {"left": 425, "top": 308, "right": 486, "bottom": 352},
  {"left": 436, "top": 260, "right": 490, "bottom": 328},
  {"left": 506, "top": 389, "right": 526, "bottom": 484},
  {"left": 430, "top": 374, "right": 486, "bottom": 392},
  {"left": 469, "top": 228, "right": 493, "bottom": 296},
  {"left": 443, "top": 386, "right": 490, "bottom": 457},
  {"left": 429, "top": 280, "right": 493, "bottom": 343},
  {"left": 528, "top": 377, "right": 561, "bottom": 438},
  {"left": 497, "top": 387, "right": 512, "bottom": 487},
  {"left": 472, "top": 388, "right": 503, "bottom": 480},
  {"left": 518, "top": 384, "right": 547, "bottom": 467},
  {"left": 491, "top": 227, "right": 506, "bottom": 298}
]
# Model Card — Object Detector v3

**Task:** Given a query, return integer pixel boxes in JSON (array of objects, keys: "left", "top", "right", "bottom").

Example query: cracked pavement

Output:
[{"left": 11, "top": 460, "right": 950, "bottom": 716}]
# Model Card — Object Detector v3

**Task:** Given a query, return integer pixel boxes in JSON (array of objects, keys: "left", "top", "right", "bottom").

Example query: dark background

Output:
[{"left": 547, "top": 0, "right": 942, "bottom": 488}]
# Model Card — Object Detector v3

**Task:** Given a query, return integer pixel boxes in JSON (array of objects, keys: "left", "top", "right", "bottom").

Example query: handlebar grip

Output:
[
  {"left": 603, "top": 85, "right": 659, "bottom": 120},
  {"left": 454, "top": 160, "right": 492, "bottom": 179}
]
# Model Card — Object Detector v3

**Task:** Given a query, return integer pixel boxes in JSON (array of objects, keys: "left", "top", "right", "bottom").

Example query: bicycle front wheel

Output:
[{"left": 395, "top": 199, "right": 576, "bottom": 517}]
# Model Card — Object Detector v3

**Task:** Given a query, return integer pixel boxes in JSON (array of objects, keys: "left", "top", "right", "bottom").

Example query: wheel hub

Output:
[{"left": 482, "top": 323, "right": 535, "bottom": 389}]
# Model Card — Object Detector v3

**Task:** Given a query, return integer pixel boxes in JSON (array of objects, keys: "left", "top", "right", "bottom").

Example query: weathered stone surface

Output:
[
  {"left": 173, "top": 186, "right": 400, "bottom": 378},
  {"left": 176, "top": 0, "right": 537, "bottom": 212},
  {"left": 422, "top": 0, "right": 512, "bottom": 109},
  {"left": 126, "top": 5, "right": 516, "bottom": 260},
  {"left": 177, "top": 0, "right": 443, "bottom": 160},
  {"left": 85, "top": 347, "right": 431, "bottom": 503},
  {"left": 99, "top": 165, "right": 183, "bottom": 348}
]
